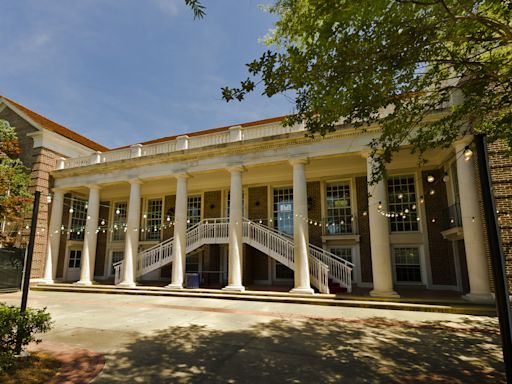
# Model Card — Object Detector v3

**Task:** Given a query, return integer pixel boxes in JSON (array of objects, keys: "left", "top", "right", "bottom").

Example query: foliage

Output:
[
  {"left": 0, "top": 304, "right": 53, "bottom": 372},
  {"left": 0, "top": 120, "right": 32, "bottom": 245},
  {"left": 222, "top": 0, "right": 512, "bottom": 180},
  {"left": 184, "top": 0, "right": 205, "bottom": 19}
]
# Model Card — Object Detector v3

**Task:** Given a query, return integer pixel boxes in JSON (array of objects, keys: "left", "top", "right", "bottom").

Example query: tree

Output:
[
  {"left": 0, "top": 120, "right": 31, "bottom": 246},
  {"left": 221, "top": 0, "right": 512, "bottom": 180}
]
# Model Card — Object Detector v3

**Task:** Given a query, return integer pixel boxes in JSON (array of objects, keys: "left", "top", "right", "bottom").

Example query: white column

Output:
[
  {"left": 290, "top": 159, "right": 314, "bottom": 294},
  {"left": 166, "top": 174, "right": 188, "bottom": 289},
  {"left": 41, "top": 189, "right": 65, "bottom": 283},
  {"left": 455, "top": 138, "right": 493, "bottom": 303},
  {"left": 366, "top": 154, "right": 399, "bottom": 298},
  {"left": 76, "top": 185, "right": 101, "bottom": 285},
  {"left": 223, "top": 166, "right": 245, "bottom": 292},
  {"left": 117, "top": 180, "right": 142, "bottom": 288}
]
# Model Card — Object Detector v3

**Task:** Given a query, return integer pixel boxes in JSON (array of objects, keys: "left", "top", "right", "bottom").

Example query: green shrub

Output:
[{"left": 0, "top": 304, "right": 52, "bottom": 372}]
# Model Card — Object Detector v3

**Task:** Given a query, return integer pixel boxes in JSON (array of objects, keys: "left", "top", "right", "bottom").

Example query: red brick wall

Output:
[
  {"left": 94, "top": 202, "right": 110, "bottom": 277},
  {"left": 307, "top": 181, "right": 322, "bottom": 247},
  {"left": 204, "top": 191, "right": 222, "bottom": 218},
  {"left": 0, "top": 106, "right": 69, "bottom": 278},
  {"left": 422, "top": 169, "right": 457, "bottom": 286},
  {"left": 486, "top": 140, "right": 512, "bottom": 291},
  {"left": 356, "top": 176, "right": 372, "bottom": 283}
]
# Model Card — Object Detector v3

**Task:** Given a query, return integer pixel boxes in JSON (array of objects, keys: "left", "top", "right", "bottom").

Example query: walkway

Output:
[{"left": 0, "top": 290, "right": 506, "bottom": 383}]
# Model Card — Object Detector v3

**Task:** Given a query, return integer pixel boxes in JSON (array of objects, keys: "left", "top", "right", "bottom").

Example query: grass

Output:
[{"left": 0, "top": 352, "right": 61, "bottom": 384}]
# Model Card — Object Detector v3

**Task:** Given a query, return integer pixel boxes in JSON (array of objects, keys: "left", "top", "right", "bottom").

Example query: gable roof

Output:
[
  {"left": 0, "top": 95, "right": 108, "bottom": 152},
  {"left": 111, "top": 115, "right": 288, "bottom": 150}
]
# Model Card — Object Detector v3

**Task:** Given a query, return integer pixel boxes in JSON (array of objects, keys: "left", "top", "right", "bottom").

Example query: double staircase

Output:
[{"left": 114, "top": 218, "right": 353, "bottom": 294}]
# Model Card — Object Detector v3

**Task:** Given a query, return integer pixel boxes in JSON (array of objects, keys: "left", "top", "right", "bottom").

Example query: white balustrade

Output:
[
  {"left": 118, "top": 217, "right": 352, "bottom": 293},
  {"left": 101, "top": 148, "right": 132, "bottom": 163},
  {"left": 61, "top": 122, "right": 306, "bottom": 169}
]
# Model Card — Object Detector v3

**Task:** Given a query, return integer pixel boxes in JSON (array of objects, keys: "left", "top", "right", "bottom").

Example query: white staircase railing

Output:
[
  {"left": 243, "top": 220, "right": 353, "bottom": 293},
  {"left": 114, "top": 218, "right": 353, "bottom": 293}
]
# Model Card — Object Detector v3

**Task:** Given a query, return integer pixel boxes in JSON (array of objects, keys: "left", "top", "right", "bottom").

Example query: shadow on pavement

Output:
[{"left": 95, "top": 317, "right": 505, "bottom": 383}]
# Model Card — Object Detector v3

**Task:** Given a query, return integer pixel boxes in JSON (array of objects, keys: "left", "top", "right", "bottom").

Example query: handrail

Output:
[{"left": 116, "top": 217, "right": 352, "bottom": 293}]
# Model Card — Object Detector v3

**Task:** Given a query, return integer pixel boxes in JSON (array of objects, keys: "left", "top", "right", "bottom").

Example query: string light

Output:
[{"left": 427, "top": 173, "right": 435, "bottom": 183}]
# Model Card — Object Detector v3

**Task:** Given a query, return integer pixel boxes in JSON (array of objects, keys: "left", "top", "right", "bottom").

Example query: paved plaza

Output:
[{"left": 0, "top": 290, "right": 506, "bottom": 383}]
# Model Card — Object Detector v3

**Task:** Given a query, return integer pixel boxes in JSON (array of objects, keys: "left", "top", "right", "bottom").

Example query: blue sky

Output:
[{"left": 0, "top": 0, "right": 292, "bottom": 148}]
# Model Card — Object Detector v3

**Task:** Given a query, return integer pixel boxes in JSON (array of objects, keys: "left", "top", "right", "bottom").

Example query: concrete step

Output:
[{"left": 31, "top": 284, "right": 497, "bottom": 316}]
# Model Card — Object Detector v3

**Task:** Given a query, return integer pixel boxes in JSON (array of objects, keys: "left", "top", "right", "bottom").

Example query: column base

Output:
[
  {"left": 290, "top": 287, "right": 315, "bottom": 295},
  {"left": 165, "top": 283, "right": 184, "bottom": 290},
  {"left": 116, "top": 281, "right": 137, "bottom": 288},
  {"left": 74, "top": 280, "right": 93, "bottom": 286},
  {"left": 222, "top": 285, "right": 245, "bottom": 292},
  {"left": 462, "top": 292, "right": 495, "bottom": 304},
  {"left": 33, "top": 278, "right": 54, "bottom": 285},
  {"left": 369, "top": 289, "right": 400, "bottom": 298}
]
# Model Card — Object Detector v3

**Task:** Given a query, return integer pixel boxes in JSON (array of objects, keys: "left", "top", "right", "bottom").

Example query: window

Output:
[
  {"left": 387, "top": 176, "right": 418, "bottom": 232},
  {"left": 393, "top": 247, "right": 422, "bottom": 283},
  {"left": 111, "top": 251, "right": 124, "bottom": 274},
  {"left": 112, "top": 202, "right": 127, "bottom": 241},
  {"left": 329, "top": 247, "right": 353, "bottom": 263},
  {"left": 273, "top": 187, "right": 294, "bottom": 235},
  {"left": 143, "top": 199, "right": 163, "bottom": 241},
  {"left": 187, "top": 196, "right": 202, "bottom": 228},
  {"left": 326, "top": 183, "right": 353, "bottom": 235},
  {"left": 68, "top": 250, "right": 81, "bottom": 268},
  {"left": 69, "top": 197, "right": 87, "bottom": 241}
]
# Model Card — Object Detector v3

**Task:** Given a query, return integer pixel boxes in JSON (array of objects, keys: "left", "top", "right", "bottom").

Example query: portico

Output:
[{"left": 40, "top": 118, "right": 494, "bottom": 302}]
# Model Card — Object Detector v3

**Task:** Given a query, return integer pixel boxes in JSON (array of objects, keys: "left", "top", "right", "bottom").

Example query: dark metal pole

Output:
[
  {"left": 475, "top": 134, "right": 512, "bottom": 380},
  {"left": 16, "top": 190, "right": 40, "bottom": 355},
  {"left": 20, "top": 191, "right": 40, "bottom": 313}
]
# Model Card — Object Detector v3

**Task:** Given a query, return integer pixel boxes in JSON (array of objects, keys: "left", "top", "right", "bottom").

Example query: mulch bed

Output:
[{"left": 1, "top": 344, "right": 105, "bottom": 384}]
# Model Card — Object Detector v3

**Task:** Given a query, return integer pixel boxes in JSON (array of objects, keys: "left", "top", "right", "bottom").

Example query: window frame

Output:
[
  {"left": 325, "top": 181, "right": 354, "bottom": 235},
  {"left": 68, "top": 196, "right": 88, "bottom": 241},
  {"left": 387, "top": 174, "right": 420, "bottom": 233},
  {"left": 272, "top": 186, "right": 294, "bottom": 236},
  {"left": 391, "top": 245, "right": 425, "bottom": 285},
  {"left": 111, "top": 200, "right": 128, "bottom": 242}
]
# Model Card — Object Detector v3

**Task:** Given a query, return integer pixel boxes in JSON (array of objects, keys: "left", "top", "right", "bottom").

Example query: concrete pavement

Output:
[{"left": 0, "top": 290, "right": 506, "bottom": 383}]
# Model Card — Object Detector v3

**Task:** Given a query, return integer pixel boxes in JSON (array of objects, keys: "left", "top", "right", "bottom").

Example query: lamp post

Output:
[{"left": 16, "top": 190, "right": 40, "bottom": 354}]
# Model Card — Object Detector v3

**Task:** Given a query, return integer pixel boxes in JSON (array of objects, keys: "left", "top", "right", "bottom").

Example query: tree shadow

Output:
[{"left": 95, "top": 316, "right": 505, "bottom": 383}]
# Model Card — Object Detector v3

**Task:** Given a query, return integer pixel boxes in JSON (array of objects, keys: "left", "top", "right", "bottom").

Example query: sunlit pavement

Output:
[{"left": 1, "top": 290, "right": 506, "bottom": 383}]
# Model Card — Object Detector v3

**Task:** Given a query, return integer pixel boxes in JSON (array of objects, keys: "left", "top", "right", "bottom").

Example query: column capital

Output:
[
  {"left": 175, "top": 173, "right": 190, "bottom": 180},
  {"left": 453, "top": 135, "right": 474, "bottom": 149},
  {"left": 289, "top": 157, "right": 308, "bottom": 166},
  {"left": 85, "top": 184, "right": 102, "bottom": 191},
  {"left": 227, "top": 165, "right": 245, "bottom": 173},
  {"left": 51, "top": 187, "right": 67, "bottom": 194},
  {"left": 361, "top": 149, "right": 384, "bottom": 160},
  {"left": 128, "top": 179, "right": 143, "bottom": 185}
]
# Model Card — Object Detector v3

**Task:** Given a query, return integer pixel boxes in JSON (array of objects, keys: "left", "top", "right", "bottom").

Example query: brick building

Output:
[
  {"left": 0, "top": 96, "right": 107, "bottom": 278},
  {"left": 1, "top": 96, "right": 510, "bottom": 301}
]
